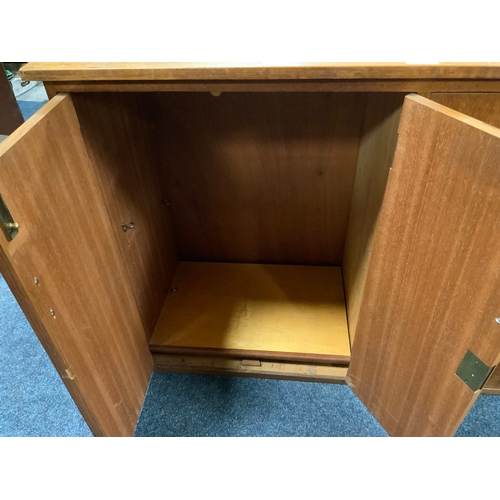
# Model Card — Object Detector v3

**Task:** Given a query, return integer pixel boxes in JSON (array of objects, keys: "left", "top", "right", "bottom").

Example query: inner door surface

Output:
[
  {"left": 0, "top": 94, "right": 153, "bottom": 436},
  {"left": 347, "top": 94, "right": 500, "bottom": 437}
]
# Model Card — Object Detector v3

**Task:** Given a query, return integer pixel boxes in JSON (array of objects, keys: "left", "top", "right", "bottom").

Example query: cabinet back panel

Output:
[
  {"left": 72, "top": 93, "right": 179, "bottom": 339},
  {"left": 152, "top": 93, "right": 367, "bottom": 265}
]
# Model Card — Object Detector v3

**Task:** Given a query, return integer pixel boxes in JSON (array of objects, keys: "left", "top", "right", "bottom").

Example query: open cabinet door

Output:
[
  {"left": 347, "top": 94, "right": 500, "bottom": 437},
  {"left": 0, "top": 94, "right": 153, "bottom": 436}
]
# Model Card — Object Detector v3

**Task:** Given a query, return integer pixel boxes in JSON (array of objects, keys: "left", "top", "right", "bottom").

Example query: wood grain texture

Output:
[
  {"left": 347, "top": 95, "right": 500, "bottom": 436},
  {"left": 43, "top": 82, "right": 58, "bottom": 99},
  {"left": 153, "top": 92, "right": 365, "bottom": 264},
  {"left": 0, "top": 63, "right": 23, "bottom": 135},
  {"left": 72, "top": 93, "right": 178, "bottom": 339},
  {"left": 431, "top": 93, "right": 500, "bottom": 127},
  {"left": 150, "top": 345, "right": 349, "bottom": 364},
  {"left": 0, "top": 95, "right": 153, "bottom": 436},
  {"left": 32, "top": 80, "right": 500, "bottom": 94},
  {"left": 19, "top": 62, "right": 500, "bottom": 81},
  {"left": 343, "top": 93, "right": 405, "bottom": 343},
  {"left": 153, "top": 353, "right": 348, "bottom": 383},
  {"left": 431, "top": 93, "right": 500, "bottom": 394},
  {"left": 483, "top": 365, "right": 500, "bottom": 394},
  {"left": 150, "top": 262, "right": 351, "bottom": 363}
]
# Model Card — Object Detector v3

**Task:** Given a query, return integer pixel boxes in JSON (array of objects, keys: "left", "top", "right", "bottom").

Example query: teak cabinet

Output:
[{"left": 1, "top": 63, "right": 500, "bottom": 437}]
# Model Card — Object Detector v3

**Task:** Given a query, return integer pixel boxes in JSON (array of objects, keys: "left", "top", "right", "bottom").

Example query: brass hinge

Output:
[
  {"left": 0, "top": 194, "right": 19, "bottom": 241},
  {"left": 456, "top": 350, "right": 493, "bottom": 392}
]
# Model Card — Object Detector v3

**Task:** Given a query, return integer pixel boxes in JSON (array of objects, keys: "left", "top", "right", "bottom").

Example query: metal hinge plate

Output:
[
  {"left": 456, "top": 350, "right": 493, "bottom": 392},
  {"left": 0, "top": 194, "right": 19, "bottom": 241}
]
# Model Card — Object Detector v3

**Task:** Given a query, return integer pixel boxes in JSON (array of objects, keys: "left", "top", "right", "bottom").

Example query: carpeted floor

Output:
[
  {"left": 1, "top": 272, "right": 500, "bottom": 437},
  {"left": 135, "top": 371, "right": 388, "bottom": 436},
  {"left": 0, "top": 274, "right": 92, "bottom": 436},
  {"left": 17, "top": 100, "right": 49, "bottom": 121},
  {"left": 0, "top": 101, "right": 498, "bottom": 437}
]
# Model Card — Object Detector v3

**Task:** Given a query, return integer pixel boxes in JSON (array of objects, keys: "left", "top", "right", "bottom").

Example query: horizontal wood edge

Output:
[
  {"left": 406, "top": 94, "right": 500, "bottom": 140},
  {"left": 149, "top": 344, "right": 350, "bottom": 365},
  {"left": 20, "top": 63, "right": 500, "bottom": 81},
  {"left": 0, "top": 93, "right": 66, "bottom": 156},
  {"left": 153, "top": 353, "right": 348, "bottom": 384},
  {"left": 481, "top": 388, "right": 500, "bottom": 395},
  {"left": 37, "top": 80, "right": 500, "bottom": 93}
]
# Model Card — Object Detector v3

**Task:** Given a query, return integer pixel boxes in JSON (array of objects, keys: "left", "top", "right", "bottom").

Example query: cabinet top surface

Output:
[{"left": 20, "top": 62, "right": 500, "bottom": 82}]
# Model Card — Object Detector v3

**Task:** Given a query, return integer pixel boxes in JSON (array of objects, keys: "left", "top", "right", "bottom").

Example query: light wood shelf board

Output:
[{"left": 150, "top": 262, "right": 350, "bottom": 362}]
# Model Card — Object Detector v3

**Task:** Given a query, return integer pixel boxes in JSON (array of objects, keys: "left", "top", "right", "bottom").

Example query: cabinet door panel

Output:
[
  {"left": 347, "top": 95, "right": 500, "bottom": 436},
  {"left": 0, "top": 94, "right": 153, "bottom": 436},
  {"left": 431, "top": 93, "right": 500, "bottom": 128},
  {"left": 430, "top": 93, "right": 500, "bottom": 394}
]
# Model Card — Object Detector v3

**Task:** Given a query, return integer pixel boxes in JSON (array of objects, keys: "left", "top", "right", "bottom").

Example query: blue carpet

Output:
[
  {"left": 134, "top": 372, "right": 388, "bottom": 436},
  {"left": 455, "top": 395, "right": 500, "bottom": 437},
  {"left": 0, "top": 274, "right": 91, "bottom": 436},
  {"left": 134, "top": 372, "right": 500, "bottom": 437},
  {"left": 1, "top": 100, "right": 498, "bottom": 437},
  {"left": 17, "top": 100, "right": 48, "bottom": 121}
]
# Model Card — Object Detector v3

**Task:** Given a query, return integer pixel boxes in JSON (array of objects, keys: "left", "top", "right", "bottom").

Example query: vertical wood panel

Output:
[
  {"left": 431, "top": 93, "right": 500, "bottom": 128},
  {"left": 0, "top": 95, "right": 153, "bottom": 436},
  {"left": 343, "top": 93, "right": 405, "bottom": 343},
  {"left": 348, "top": 95, "right": 500, "bottom": 436},
  {"left": 431, "top": 93, "right": 500, "bottom": 394},
  {"left": 72, "top": 93, "right": 179, "bottom": 339},
  {"left": 153, "top": 92, "right": 366, "bottom": 265}
]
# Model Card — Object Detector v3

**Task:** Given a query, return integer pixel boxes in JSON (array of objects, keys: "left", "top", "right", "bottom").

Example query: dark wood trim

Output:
[{"left": 37, "top": 79, "right": 500, "bottom": 94}]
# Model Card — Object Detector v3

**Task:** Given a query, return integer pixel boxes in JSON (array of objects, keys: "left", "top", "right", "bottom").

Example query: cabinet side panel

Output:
[
  {"left": 0, "top": 95, "right": 153, "bottom": 436},
  {"left": 152, "top": 92, "right": 366, "bottom": 265},
  {"left": 343, "top": 93, "right": 405, "bottom": 343},
  {"left": 72, "top": 93, "right": 179, "bottom": 339}
]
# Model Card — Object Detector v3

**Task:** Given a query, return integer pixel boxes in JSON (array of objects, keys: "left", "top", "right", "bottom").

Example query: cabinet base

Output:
[{"left": 153, "top": 353, "right": 348, "bottom": 384}]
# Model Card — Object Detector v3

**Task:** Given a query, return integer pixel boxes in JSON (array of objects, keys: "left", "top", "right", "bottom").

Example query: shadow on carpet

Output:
[
  {"left": 135, "top": 372, "right": 388, "bottom": 436},
  {"left": 134, "top": 372, "right": 500, "bottom": 437}
]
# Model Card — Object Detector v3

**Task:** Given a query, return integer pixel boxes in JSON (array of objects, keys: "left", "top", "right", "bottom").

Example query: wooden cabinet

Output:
[{"left": 1, "top": 63, "right": 500, "bottom": 437}]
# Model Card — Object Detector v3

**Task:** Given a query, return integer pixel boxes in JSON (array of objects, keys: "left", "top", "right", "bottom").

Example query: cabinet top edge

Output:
[{"left": 19, "top": 62, "right": 500, "bottom": 82}]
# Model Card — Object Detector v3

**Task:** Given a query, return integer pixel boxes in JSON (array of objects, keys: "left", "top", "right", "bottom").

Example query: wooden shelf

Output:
[{"left": 150, "top": 262, "right": 351, "bottom": 363}]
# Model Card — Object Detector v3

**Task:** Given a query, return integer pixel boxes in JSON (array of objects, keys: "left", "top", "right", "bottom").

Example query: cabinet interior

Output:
[{"left": 72, "top": 91, "right": 406, "bottom": 365}]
